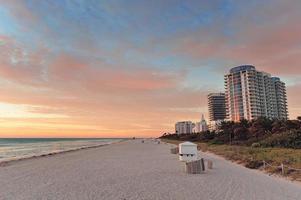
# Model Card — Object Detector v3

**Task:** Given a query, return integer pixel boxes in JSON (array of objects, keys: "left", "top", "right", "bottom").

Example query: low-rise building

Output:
[
  {"left": 175, "top": 121, "right": 194, "bottom": 135},
  {"left": 208, "top": 120, "right": 223, "bottom": 132}
]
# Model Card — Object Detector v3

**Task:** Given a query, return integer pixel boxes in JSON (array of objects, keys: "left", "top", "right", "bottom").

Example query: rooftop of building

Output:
[
  {"left": 208, "top": 92, "right": 225, "bottom": 97},
  {"left": 229, "top": 65, "right": 255, "bottom": 73},
  {"left": 272, "top": 77, "right": 280, "bottom": 81},
  {"left": 175, "top": 121, "right": 192, "bottom": 124}
]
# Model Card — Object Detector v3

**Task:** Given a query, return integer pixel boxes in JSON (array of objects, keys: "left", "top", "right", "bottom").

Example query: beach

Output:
[{"left": 0, "top": 139, "right": 300, "bottom": 200}]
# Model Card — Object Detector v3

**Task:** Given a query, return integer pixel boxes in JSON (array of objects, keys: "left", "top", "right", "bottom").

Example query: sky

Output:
[{"left": 0, "top": 0, "right": 300, "bottom": 138}]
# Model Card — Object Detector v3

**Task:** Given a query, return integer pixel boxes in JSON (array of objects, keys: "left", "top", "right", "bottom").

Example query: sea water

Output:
[{"left": 0, "top": 138, "right": 124, "bottom": 162}]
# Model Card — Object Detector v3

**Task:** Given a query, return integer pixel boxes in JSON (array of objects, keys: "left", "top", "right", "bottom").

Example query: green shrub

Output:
[
  {"left": 160, "top": 118, "right": 301, "bottom": 149},
  {"left": 245, "top": 160, "right": 263, "bottom": 169},
  {"left": 260, "top": 130, "right": 301, "bottom": 149}
]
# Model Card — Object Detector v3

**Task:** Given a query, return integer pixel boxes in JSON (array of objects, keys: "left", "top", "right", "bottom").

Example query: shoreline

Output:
[{"left": 0, "top": 139, "right": 127, "bottom": 167}]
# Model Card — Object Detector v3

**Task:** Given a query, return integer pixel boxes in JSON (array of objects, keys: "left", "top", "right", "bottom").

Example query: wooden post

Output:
[
  {"left": 207, "top": 160, "right": 213, "bottom": 169},
  {"left": 263, "top": 160, "right": 266, "bottom": 169},
  {"left": 200, "top": 158, "right": 205, "bottom": 171},
  {"left": 281, "top": 163, "right": 285, "bottom": 175}
]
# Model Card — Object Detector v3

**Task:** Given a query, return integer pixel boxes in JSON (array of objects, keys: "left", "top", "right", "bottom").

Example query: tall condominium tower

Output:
[
  {"left": 208, "top": 93, "right": 226, "bottom": 121},
  {"left": 208, "top": 93, "right": 226, "bottom": 130},
  {"left": 272, "top": 77, "right": 288, "bottom": 119},
  {"left": 224, "top": 65, "right": 288, "bottom": 122}
]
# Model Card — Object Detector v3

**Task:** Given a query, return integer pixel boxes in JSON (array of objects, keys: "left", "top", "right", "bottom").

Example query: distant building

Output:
[
  {"left": 175, "top": 121, "right": 194, "bottom": 135},
  {"left": 208, "top": 120, "right": 223, "bottom": 132},
  {"left": 208, "top": 93, "right": 226, "bottom": 131},
  {"left": 193, "top": 122, "right": 200, "bottom": 133},
  {"left": 193, "top": 114, "right": 208, "bottom": 133},
  {"left": 224, "top": 65, "right": 288, "bottom": 122},
  {"left": 272, "top": 77, "right": 288, "bottom": 119}
]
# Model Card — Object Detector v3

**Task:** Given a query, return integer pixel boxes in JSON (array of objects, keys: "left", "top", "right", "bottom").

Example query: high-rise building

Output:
[
  {"left": 175, "top": 121, "right": 194, "bottom": 135},
  {"left": 208, "top": 93, "right": 226, "bottom": 121},
  {"left": 272, "top": 77, "right": 288, "bottom": 119},
  {"left": 208, "top": 93, "right": 226, "bottom": 131},
  {"left": 224, "top": 65, "right": 288, "bottom": 122}
]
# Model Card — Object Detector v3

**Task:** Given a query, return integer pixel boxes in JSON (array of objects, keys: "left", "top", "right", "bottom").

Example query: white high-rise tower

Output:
[{"left": 224, "top": 65, "right": 288, "bottom": 122}]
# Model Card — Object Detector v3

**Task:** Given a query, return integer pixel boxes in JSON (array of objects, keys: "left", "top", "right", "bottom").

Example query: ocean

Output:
[{"left": 0, "top": 138, "right": 124, "bottom": 163}]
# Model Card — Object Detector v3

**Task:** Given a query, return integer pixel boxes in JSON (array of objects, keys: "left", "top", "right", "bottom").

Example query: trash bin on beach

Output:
[
  {"left": 179, "top": 142, "right": 198, "bottom": 162},
  {"left": 185, "top": 159, "right": 205, "bottom": 174}
]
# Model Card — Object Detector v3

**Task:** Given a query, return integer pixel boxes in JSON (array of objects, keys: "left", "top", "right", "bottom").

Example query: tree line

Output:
[{"left": 160, "top": 117, "right": 301, "bottom": 149}]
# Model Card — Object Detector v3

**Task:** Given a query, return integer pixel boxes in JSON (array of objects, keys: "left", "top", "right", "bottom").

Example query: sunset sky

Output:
[{"left": 0, "top": 0, "right": 300, "bottom": 138}]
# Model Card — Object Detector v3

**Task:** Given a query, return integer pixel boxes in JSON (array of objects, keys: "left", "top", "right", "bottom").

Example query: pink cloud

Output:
[
  {"left": 1, "top": 0, "right": 300, "bottom": 137},
  {"left": 47, "top": 53, "right": 182, "bottom": 93},
  {"left": 0, "top": 35, "right": 47, "bottom": 85},
  {"left": 0, "top": 35, "right": 205, "bottom": 136},
  {"left": 163, "top": 1, "right": 301, "bottom": 76},
  {"left": 0, "top": 79, "right": 205, "bottom": 137}
]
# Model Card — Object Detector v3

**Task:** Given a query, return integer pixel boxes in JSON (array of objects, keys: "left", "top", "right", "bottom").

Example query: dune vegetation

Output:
[{"left": 160, "top": 117, "right": 301, "bottom": 181}]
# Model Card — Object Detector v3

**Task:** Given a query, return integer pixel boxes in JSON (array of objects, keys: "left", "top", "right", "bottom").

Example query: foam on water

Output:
[{"left": 0, "top": 138, "right": 124, "bottom": 162}]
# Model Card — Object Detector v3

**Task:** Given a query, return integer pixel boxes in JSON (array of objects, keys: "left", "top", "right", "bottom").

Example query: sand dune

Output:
[{"left": 0, "top": 139, "right": 300, "bottom": 200}]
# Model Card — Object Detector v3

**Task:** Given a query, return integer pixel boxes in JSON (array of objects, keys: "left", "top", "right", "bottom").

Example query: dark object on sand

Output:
[
  {"left": 170, "top": 147, "right": 179, "bottom": 154},
  {"left": 201, "top": 158, "right": 205, "bottom": 171},
  {"left": 141, "top": 140, "right": 144, "bottom": 143},
  {"left": 185, "top": 159, "right": 205, "bottom": 174}
]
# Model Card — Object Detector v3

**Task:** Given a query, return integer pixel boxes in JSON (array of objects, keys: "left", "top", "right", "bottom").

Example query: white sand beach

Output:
[{"left": 0, "top": 139, "right": 300, "bottom": 200}]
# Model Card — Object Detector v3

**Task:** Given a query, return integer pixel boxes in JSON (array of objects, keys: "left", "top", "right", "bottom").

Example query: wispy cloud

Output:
[{"left": 0, "top": 0, "right": 300, "bottom": 137}]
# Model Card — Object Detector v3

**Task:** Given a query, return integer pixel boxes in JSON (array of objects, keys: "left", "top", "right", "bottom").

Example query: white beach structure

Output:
[{"left": 179, "top": 142, "right": 198, "bottom": 162}]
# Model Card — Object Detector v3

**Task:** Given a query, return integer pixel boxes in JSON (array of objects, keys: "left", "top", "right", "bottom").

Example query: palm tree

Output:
[{"left": 249, "top": 117, "right": 272, "bottom": 140}]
